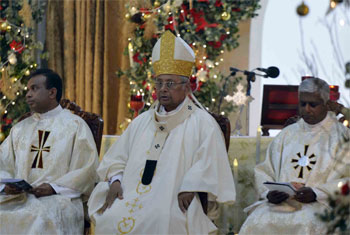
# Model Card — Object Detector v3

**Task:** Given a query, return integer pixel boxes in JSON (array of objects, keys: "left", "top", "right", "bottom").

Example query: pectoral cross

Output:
[{"left": 31, "top": 130, "right": 51, "bottom": 168}]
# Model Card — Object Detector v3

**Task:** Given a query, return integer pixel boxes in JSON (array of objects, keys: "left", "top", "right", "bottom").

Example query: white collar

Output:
[
  {"left": 32, "top": 105, "right": 62, "bottom": 120},
  {"left": 157, "top": 98, "right": 186, "bottom": 116},
  {"left": 301, "top": 112, "right": 334, "bottom": 131}
]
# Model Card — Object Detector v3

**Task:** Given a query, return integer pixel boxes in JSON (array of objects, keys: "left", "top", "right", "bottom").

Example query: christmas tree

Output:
[
  {"left": 0, "top": 0, "right": 46, "bottom": 142},
  {"left": 117, "top": 0, "right": 260, "bottom": 118}
]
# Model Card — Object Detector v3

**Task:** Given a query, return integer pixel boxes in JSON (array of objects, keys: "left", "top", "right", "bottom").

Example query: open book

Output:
[
  {"left": 263, "top": 181, "right": 297, "bottom": 196},
  {"left": 0, "top": 178, "right": 33, "bottom": 192}
]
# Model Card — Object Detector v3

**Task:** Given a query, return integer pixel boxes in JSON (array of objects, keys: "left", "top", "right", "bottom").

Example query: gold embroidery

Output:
[
  {"left": 153, "top": 31, "right": 194, "bottom": 77},
  {"left": 117, "top": 217, "right": 135, "bottom": 234},
  {"left": 136, "top": 181, "right": 152, "bottom": 195}
]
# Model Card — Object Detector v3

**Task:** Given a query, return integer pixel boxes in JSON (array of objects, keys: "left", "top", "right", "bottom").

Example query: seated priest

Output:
[
  {"left": 88, "top": 31, "right": 236, "bottom": 234},
  {"left": 239, "top": 77, "right": 350, "bottom": 234},
  {"left": 0, "top": 69, "right": 98, "bottom": 234}
]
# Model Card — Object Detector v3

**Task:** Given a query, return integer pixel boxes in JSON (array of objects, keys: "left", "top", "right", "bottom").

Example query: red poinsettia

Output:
[
  {"left": 179, "top": 4, "right": 189, "bottom": 22},
  {"left": 9, "top": 40, "right": 24, "bottom": 54},
  {"left": 140, "top": 23, "right": 146, "bottom": 29},
  {"left": 132, "top": 52, "right": 146, "bottom": 65},
  {"left": 190, "top": 8, "right": 218, "bottom": 32},
  {"left": 3, "top": 118, "right": 12, "bottom": 125},
  {"left": 341, "top": 182, "right": 349, "bottom": 195},
  {"left": 151, "top": 89, "right": 157, "bottom": 100},
  {"left": 215, "top": 0, "right": 223, "bottom": 7},
  {"left": 208, "top": 41, "right": 222, "bottom": 48},
  {"left": 232, "top": 8, "right": 241, "bottom": 12},
  {"left": 165, "top": 16, "right": 177, "bottom": 31},
  {"left": 220, "top": 34, "right": 227, "bottom": 41}
]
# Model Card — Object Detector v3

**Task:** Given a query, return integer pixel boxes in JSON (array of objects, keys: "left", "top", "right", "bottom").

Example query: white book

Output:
[{"left": 263, "top": 181, "right": 297, "bottom": 196}]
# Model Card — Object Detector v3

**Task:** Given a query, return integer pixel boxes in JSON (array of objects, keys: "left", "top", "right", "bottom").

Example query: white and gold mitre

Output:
[{"left": 152, "top": 31, "right": 195, "bottom": 77}]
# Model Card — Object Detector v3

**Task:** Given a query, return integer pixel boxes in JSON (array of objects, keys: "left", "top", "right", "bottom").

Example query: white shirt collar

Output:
[
  {"left": 301, "top": 111, "right": 334, "bottom": 130},
  {"left": 32, "top": 105, "right": 62, "bottom": 120}
]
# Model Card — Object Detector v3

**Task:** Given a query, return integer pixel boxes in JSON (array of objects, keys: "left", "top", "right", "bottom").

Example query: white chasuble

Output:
[
  {"left": 239, "top": 112, "right": 350, "bottom": 235},
  {"left": 88, "top": 97, "right": 236, "bottom": 234},
  {"left": 0, "top": 105, "right": 98, "bottom": 234}
]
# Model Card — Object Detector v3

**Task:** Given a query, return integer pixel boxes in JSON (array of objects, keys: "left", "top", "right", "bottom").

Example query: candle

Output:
[
  {"left": 233, "top": 158, "right": 238, "bottom": 184},
  {"left": 256, "top": 126, "right": 261, "bottom": 164},
  {"left": 128, "top": 42, "right": 134, "bottom": 67},
  {"left": 233, "top": 158, "right": 239, "bottom": 233}
]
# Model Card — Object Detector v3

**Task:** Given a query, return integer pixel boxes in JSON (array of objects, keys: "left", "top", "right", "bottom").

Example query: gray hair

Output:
[{"left": 299, "top": 77, "right": 330, "bottom": 103}]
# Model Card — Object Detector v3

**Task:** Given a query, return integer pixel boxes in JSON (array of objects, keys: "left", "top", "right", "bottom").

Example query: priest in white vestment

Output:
[
  {"left": 239, "top": 77, "right": 350, "bottom": 235},
  {"left": 88, "top": 31, "right": 236, "bottom": 234},
  {"left": 0, "top": 69, "right": 98, "bottom": 234}
]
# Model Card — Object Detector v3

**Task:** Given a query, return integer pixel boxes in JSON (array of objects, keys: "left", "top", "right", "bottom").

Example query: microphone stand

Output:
[{"left": 217, "top": 70, "right": 237, "bottom": 113}]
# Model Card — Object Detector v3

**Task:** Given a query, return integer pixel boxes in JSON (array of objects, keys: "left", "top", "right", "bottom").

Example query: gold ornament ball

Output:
[
  {"left": 1, "top": 22, "right": 8, "bottom": 31},
  {"left": 125, "top": 13, "right": 131, "bottom": 20},
  {"left": 143, "top": 14, "right": 151, "bottom": 20},
  {"left": 0, "top": 132, "right": 5, "bottom": 142},
  {"left": 25, "top": 70, "right": 30, "bottom": 76},
  {"left": 154, "top": 0, "right": 160, "bottom": 7},
  {"left": 297, "top": 2, "right": 309, "bottom": 16},
  {"left": 221, "top": 11, "right": 231, "bottom": 21}
]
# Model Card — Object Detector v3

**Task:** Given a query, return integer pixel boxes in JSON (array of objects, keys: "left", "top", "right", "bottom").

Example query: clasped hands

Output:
[
  {"left": 267, "top": 186, "right": 316, "bottom": 204},
  {"left": 99, "top": 180, "right": 195, "bottom": 214},
  {"left": 4, "top": 183, "right": 56, "bottom": 198}
]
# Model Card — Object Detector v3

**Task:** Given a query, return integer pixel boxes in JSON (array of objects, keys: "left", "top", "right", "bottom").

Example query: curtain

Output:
[{"left": 46, "top": 0, "right": 132, "bottom": 135}]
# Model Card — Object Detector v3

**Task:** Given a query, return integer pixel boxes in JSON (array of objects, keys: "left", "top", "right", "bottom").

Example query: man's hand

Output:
[
  {"left": 30, "top": 183, "right": 56, "bottom": 198},
  {"left": 4, "top": 184, "right": 22, "bottom": 195},
  {"left": 98, "top": 181, "right": 123, "bottom": 214},
  {"left": 295, "top": 187, "right": 316, "bottom": 203},
  {"left": 267, "top": 190, "right": 289, "bottom": 204},
  {"left": 178, "top": 192, "right": 195, "bottom": 213}
]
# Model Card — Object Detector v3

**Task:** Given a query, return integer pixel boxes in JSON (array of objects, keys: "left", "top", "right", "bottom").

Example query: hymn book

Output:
[
  {"left": 263, "top": 181, "right": 297, "bottom": 196},
  {"left": 0, "top": 178, "right": 33, "bottom": 192}
]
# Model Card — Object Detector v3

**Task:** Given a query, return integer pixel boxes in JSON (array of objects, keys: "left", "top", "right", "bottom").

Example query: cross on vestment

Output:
[
  {"left": 31, "top": 130, "right": 51, "bottom": 168},
  {"left": 291, "top": 145, "right": 316, "bottom": 178}
]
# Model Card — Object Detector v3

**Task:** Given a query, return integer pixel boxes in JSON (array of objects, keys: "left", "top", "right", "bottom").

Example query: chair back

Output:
[
  {"left": 198, "top": 112, "right": 231, "bottom": 215},
  {"left": 60, "top": 99, "right": 104, "bottom": 154},
  {"left": 209, "top": 112, "right": 231, "bottom": 151}
]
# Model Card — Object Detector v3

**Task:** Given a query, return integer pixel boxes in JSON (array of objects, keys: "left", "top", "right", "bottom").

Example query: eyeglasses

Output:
[
  {"left": 300, "top": 101, "right": 323, "bottom": 108},
  {"left": 155, "top": 81, "right": 187, "bottom": 89}
]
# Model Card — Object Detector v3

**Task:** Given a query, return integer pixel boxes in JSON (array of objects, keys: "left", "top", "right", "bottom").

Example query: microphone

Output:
[{"left": 257, "top": 66, "right": 280, "bottom": 78}]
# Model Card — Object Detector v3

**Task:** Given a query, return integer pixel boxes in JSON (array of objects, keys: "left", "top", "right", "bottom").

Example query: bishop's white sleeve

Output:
[{"left": 109, "top": 173, "right": 123, "bottom": 185}]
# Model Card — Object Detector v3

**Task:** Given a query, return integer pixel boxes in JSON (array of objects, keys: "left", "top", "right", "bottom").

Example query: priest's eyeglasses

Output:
[{"left": 155, "top": 81, "right": 187, "bottom": 89}]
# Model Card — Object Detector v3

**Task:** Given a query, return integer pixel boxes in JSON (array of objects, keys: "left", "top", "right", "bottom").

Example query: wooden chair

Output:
[
  {"left": 59, "top": 99, "right": 104, "bottom": 154},
  {"left": 198, "top": 112, "right": 231, "bottom": 214}
]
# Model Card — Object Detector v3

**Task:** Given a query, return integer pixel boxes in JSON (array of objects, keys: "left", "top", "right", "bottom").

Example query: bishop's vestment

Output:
[
  {"left": 0, "top": 105, "right": 98, "bottom": 234},
  {"left": 239, "top": 112, "right": 350, "bottom": 235},
  {"left": 88, "top": 97, "right": 236, "bottom": 234}
]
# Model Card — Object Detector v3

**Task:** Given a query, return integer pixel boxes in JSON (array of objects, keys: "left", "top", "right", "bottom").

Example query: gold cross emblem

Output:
[
  {"left": 291, "top": 145, "right": 316, "bottom": 178},
  {"left": 31, "top": 130, "right": 51, "bottom": 168}
]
